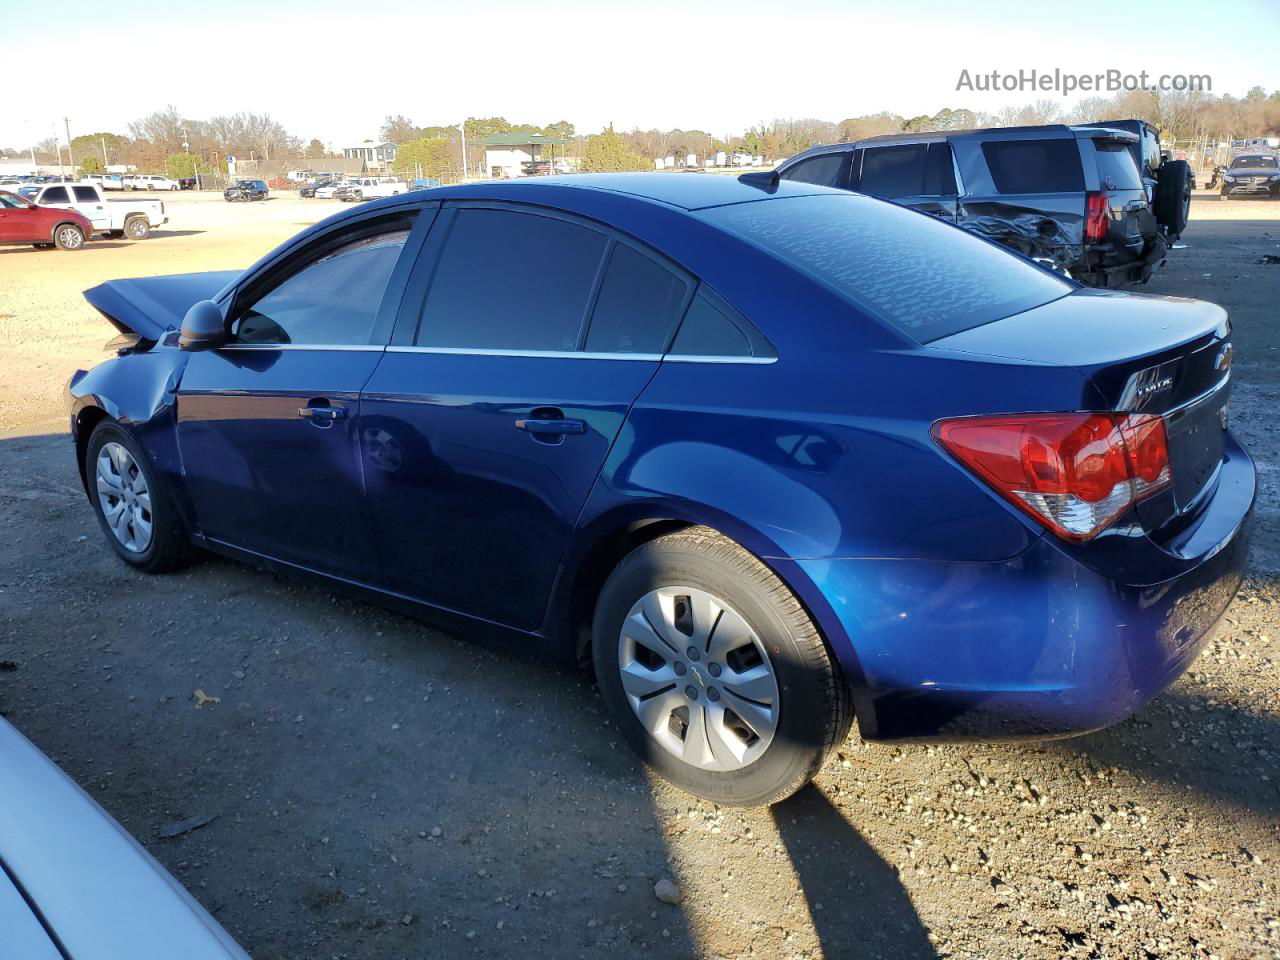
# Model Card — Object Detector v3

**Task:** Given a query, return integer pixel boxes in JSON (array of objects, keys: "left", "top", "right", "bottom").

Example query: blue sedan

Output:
[{"left": 66, "top": 174, "right": 1254, "bottom": 805}]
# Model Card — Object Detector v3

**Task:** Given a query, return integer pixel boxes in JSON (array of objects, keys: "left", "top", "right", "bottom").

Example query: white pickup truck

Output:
[
  {"left": 27, "top": 182, "right": 168, "bottom": 239},
  {"left": 336, "top": 177, "right": 407, "bottom": 202}
]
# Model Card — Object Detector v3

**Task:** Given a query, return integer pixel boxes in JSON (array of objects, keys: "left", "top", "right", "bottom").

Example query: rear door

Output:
[
  {"left": 71, "top": 184, "right": 109, "bottom": 231},
  {"left": 854, "top": 142, "right": 959, "bottom": 221},
  {"left": 176, "top": 206, "right": 430, "bottom": 581},
  {"left": 360, "top": 202, "right": 691, "bottom": 630}
]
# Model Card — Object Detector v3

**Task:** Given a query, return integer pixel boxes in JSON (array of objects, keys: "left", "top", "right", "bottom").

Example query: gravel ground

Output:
[{"left": 0, "top": 191, "right": 1277, "bottom": 960}]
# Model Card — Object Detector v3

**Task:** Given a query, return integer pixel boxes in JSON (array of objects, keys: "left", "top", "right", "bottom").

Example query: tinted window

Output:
[
  {"left": 981, "top": 139, "right": 1084, "bottom": 193},
  {"left": 670, "top": 293, "right": 752, "bottom": 357},
  {"left": 41, "top": 186, "right": 69, "bottom": 203},
  {"left": 858, "top": 145, "right": 926, "bottom": 198},
  {"left": 236, "top": 224, "right": 412, "bottom": 345},
  {"left": 0, "top": 193, "right": 25, "bottom": 209},
  {"left": 780, "top": 154, "right": 845, "bottom": 187},
  {"left": 73, "top": 186, "right": 98, "bottom": 202},
  {"left": 417, "top": 209, "right": 606, "bottom": 351},
  {"left": 585, "top": 243, "right": 687, "bottom": 354},
  {"left": 922, "top": 143, "right": 957, "bottom": 195},
  {"left": 702, "top": 194, "right": 1071, "bottom": 342},
  {"left": 1093, "top": 143, "right": 1142, "bottom": 190}
]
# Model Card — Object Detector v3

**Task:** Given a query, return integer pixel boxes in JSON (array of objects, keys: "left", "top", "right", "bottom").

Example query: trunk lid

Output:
[
  {"left": 931, "top": 289, "right": 1232, "bottom": 536},
  {"left": 83, "top": 270, "right": 240, "bottom": 341},
  {"left": 1089, "top": 134, "right": 1153, "bottom": 258}
]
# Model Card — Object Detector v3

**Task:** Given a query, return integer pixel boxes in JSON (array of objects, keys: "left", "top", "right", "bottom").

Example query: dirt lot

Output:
[{"left": 0, "top": 190, "right": 1278, "bottom": 960}]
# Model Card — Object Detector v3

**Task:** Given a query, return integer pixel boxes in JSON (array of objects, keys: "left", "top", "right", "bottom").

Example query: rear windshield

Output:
[
  {"left": 981, "top": 138, "right": 1084, "bottom": 193},
  {"left": 1093, "top": 142, "right": 1142, "bottom": 190},
  {"left": 701, "top": 194, "right": 1071, "bottom": 342}
]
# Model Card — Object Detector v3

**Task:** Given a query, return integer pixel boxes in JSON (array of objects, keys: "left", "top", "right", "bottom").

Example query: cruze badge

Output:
[{"left": 1135, "top": 377, "right": 1174, "bottom": 400}]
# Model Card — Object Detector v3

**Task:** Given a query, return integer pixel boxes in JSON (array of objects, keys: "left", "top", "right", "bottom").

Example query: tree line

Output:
[{"left": 4, "top": 88, "right": 1277, "bottom": 179}]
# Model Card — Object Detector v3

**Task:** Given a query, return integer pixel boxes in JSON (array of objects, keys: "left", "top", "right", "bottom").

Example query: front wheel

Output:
[
  {"left": 593, "top": 527, "right": 853, "bottom": 806},
  {"left": 53, "top": 224, "right": 85, "bottom": 250},
  {"left": 85, "top": 421, "right": 190, "bottom": 573}
]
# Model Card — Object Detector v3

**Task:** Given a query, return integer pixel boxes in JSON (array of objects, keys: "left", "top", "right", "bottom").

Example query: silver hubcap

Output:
[
  {"left": 618, "top": 586, "right": 779, "bottom": 772},
  {"left": 127, "top": 220, "right": 145, "bottom": 238},
  {"left": 58, "top": 226, "right": 81, "bottom": 248},
  {"left": 95, "top": 442, "right": 153, "bottom": 553}
]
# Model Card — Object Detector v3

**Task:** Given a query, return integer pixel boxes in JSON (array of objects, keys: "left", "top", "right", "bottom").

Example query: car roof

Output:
[{"left": 420, "top": 173, "right": 832, "bottom": 211}]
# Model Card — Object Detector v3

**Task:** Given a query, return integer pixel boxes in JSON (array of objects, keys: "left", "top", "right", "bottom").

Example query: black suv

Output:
[
  {"left": 778, "top": 122, "right": 1184, "bottom": 287},
  {"left": 1218, "top": 153, "right": 1280, "bottom": 198},
  {"left": 224, "top": 179, "right": 268, "bottom": 202}
]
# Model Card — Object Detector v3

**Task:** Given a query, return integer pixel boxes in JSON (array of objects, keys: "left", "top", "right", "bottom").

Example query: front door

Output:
[
  {"left": 176, "top": 209, "right": 424, "bottom": 581},
  {"left": 360, "top": 204, "right": 692, "bottom": 630},
  {"left": 0, "top": 191, "right": 33, "bottom": 242}
]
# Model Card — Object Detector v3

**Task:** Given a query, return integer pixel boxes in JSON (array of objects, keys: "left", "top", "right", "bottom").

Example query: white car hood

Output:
[{"left": 0, "top": 718, "right": 251, "bottom": 959}]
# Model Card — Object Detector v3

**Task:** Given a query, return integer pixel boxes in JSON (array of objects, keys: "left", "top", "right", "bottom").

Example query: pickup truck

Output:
[
  {"left": 26, "top": 182, "right": 168, "bottom": 240},
  {"left": 336, "top": 177, "right": 407, "bottom": 201}
]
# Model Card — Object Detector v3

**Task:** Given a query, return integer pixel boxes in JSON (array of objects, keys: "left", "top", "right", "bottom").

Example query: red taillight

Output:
[
  {"left": 934, "top": 412, "right": 1171, "bottom": 540},
  {"left": 1084, "top": 191, "right": 1109, "bottom": 244}
]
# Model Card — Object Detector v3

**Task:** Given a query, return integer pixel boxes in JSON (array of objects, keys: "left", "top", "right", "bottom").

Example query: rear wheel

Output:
[
  {"left": 593, "top": 527, "right": 853, "bottom": 806},
  {"left": 53, "top": 224, "right": 85, "bottom": 250},
  {"left": 86, "top": 421, "right": 189, "bottom": 573},
  {"left": 124, "top": 216, "right": 150, "bottom": 240}
]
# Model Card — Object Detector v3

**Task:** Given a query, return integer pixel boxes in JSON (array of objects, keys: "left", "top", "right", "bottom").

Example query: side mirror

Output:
[{"left": 179, "top": 300, "right": 228, "bottom": 351}]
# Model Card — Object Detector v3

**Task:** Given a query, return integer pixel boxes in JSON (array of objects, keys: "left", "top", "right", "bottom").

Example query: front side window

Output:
[
  {"left": 780, "top": 153, "right": 846, "bottom": 188},
  {"left": 981, "top": 138, "right": 1084, "bottom": 193},
  {"left": 415, "top": 208, "right": 607, "bottom": 351},
  {"left": 0, "top": 193, "right": 28, "bottom": 209},
  {"left": 235, "top": 220, "right": 413, "bottom": 345},
  {"left": 858, "top": 145, "right": 927, "bottom": 198},
  {"left": 584, "top": 243, "right": 687, "bottom": 354},
  {"left": 702, "top": 194, "right": 1071, "bottom": 343},
  {"left": 40, "top": 186, "right": 69, "bottom": 203}
]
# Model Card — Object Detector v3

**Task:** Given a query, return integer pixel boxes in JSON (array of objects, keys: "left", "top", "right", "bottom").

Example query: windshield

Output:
[
  {"left": 700, "top": 193, "right": 1071, "bottom": 343},
  {"left": 1231, "top": 155, "right": 1278, "bottom": 169}
]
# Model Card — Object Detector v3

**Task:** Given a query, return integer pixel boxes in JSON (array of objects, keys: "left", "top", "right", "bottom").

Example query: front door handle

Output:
[
  {"left": 298, "top": 402, "right": 347, "bottom": 425},
  {"left": 515, "top": 417, "right": 585, "bottom": 435}
]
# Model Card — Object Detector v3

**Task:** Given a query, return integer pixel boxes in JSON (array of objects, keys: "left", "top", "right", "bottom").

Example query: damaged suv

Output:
[{"left": 779, "top": 123, "right": 1178, "bottom": 287}]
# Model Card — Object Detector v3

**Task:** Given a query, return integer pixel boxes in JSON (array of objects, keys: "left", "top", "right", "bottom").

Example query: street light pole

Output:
[
  {"left": 63, "top": 116, "right": 73, "bottom": 173},
  {"left": 459, "top": 122, "right": 467, "bottom": 182}
]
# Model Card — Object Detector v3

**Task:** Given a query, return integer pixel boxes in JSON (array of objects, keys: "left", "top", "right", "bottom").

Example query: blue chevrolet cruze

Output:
[{"left": 68, "top": 173, "right": 1254, "bottom": 805}]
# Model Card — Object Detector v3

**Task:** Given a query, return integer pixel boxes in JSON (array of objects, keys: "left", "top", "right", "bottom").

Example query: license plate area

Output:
[{"left": 1165, "top": 382, "right": 1229, "bottom": 512}]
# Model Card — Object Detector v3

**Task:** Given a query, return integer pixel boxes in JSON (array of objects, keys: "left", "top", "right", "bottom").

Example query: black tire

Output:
[
  {"left": 592, "top": 526, "right": 853, "bottom": 806},
  {"left": 32, "top": 242, "right": 53, "bottom": 249},
  {"left": 124, "top": 216, "right": 150, "bottom": 240},
  {"left": 1155, "top": 159, "right": 1191, "bottom": 237},
  {"left": 53, "top": 223, "right": 85, "bottom": 250},
  {"left": 85, "top": 420, "right": 190, "bottom": 574}
]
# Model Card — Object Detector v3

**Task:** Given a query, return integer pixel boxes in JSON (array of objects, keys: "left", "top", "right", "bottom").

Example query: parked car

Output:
[
  {"left": 224, "top": 179, "right": 268, "bottom": 202},
  {"left": 85, "top": 173, "right": 126, "bottom": 191},
  {"left": 24, "top": 181, "right": 167, "bottom": 239},
  {"left": 312, "top": 180, "right": 346, "bottom": 199},
  {"left": 0, "top": 189, "right": 93, "bottom": 249},
  {"left": 66, "top": 174, "right": 1253, "bottom": 806},
  {"left": 1075, "top": 118, "right": 1191, "bottom": 240},
  {"left": 778, "top": 123, "right": 1169, "bottom": 287},
  {"left": 1218, "top": 153, "right": 1280, "bottom": 198},
  {"left": 178, "top": 177, "right": 198, "bottom": 190},
  {"left": 0, "top": 716, "right": 252, "bottom": 959},
  {"left": 336, "top": 177, "right": 407, "bottom": 202},
  {"left": 127, "top": 174, "right": 180, "bottom": 191}
]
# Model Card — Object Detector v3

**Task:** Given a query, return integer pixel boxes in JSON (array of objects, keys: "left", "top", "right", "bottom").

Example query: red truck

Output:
[{"left": 0, "top": 189, "right": 93, "bottom": 250}]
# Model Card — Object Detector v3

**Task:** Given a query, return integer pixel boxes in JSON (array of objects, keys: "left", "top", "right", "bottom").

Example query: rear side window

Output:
[
  {"left": 669, "top": 293, "right": 752, "bottom": 357},
  {"left": 858, "top": 144, "right": 927, "bottom": 198},
  {"left": 981, "top": 139, "right": 1084, "bottom": 193},
  {"left": 417, "top": 209, "right": 606, "bottom": 351},
  {"left": 922, "top": 143, "right": 957, "bottom": 195},
  {"left": 72, "top": 186, "right": 98, "bottom": 202},
  {"left": 41, "top": 186, "right": 69, "bottom": 203},
  {"left": 584, "top": 243, "right": 687, "bottom": 354},
  {"left": 1093, "top": 143, "right": 1142, "bottom": 190},
  {"left": 702, "top": 194, "right": 1071, "bottom": 342},
  {"left": 780, "top": 154, "right": 846, "bottom": 188}
]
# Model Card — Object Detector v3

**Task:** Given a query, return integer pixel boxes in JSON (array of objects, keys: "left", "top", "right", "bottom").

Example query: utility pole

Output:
[
  {"left": 101, "top": 135, "right": 108, "bottom": 168},
  {"left": 54, "top": 124, "right": 65, "bottom": 179},
  {"left": 459, "top": 122, "right": 467, "bottom": 182},
  {"left": 63, "top": 117, "right": 73, "bottom": 173}
]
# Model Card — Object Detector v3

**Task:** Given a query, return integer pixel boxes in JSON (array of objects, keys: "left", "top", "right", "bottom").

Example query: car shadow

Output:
[
  {"left": 0, "top": 242, "right": 132, "bottom": 255},
  {"left": 147, "top": 230, "right": 206, "bottom": 239},
  {"left": 772, "top": 785, "right": 939, "bottom": 959}
]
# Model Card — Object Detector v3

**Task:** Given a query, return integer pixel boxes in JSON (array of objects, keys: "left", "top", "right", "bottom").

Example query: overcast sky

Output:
[{"left": 3, "top": 0, "right": 1277, "bottom": 150}]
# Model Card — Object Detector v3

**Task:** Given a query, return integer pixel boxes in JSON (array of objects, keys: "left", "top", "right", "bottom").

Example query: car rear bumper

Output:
[{"left": 787, "top": 433, "right": 1255, "bottom": 742}]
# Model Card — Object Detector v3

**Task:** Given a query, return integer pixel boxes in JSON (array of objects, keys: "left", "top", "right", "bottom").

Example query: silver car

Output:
[{"left": 0, "top": 717, "right": 251, "bottom": 959}]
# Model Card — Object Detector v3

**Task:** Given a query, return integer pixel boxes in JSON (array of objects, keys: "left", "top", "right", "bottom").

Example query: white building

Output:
[{"left": 480, "top": 134, "right": 570, "bottom": 179}]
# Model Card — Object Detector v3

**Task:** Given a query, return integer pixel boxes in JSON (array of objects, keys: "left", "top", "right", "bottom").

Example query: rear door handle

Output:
[
  {"left": 515, "top": 418, "right": 585, "bottom": 435},
  {"left": 298, "top": 404, "right": 347, "bottom": 422}
]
